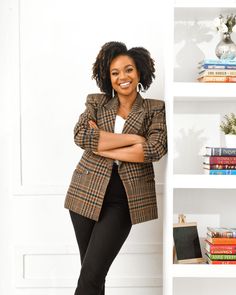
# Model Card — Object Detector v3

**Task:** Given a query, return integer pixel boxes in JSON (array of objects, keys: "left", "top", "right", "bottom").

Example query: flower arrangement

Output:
[
  {"left": 214, "top": 14, "right": 236, "bottom": 34},
  {"left": 220, "top": 113, "right": 236, "bottom": 135}
]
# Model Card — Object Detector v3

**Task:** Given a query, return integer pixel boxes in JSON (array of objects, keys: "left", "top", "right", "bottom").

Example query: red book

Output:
[
  {"left": 203, "top": 156, "right": 236, "bottom": 165},
  {"left": 207, "top": 235, "right": 236, "bottom": 245},
  {"left": 205, "top": 240, "right": 236, "bottom": 254}
]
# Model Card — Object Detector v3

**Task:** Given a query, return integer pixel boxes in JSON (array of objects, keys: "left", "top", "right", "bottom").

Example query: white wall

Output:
[{"left": 1, "top": 0, "right": 168, "bottom": 294}]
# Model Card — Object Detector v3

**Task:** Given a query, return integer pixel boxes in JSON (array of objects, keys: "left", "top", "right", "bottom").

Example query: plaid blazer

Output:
[{"left": 64, "top": 93, "right": 167, "bottom": 224}]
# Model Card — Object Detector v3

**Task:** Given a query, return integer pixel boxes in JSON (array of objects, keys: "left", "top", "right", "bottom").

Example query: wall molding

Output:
[
  {"left": 15, "top": 243, "right": 163, "bottom": 288},
  {"left": 12, "top": 184, "right": 164, "bottom": 196}
]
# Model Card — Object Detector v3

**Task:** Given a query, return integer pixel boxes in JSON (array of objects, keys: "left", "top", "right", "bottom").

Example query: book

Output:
[
  {"left": 207, "top": 227, "right": 236, "bottom": 238},
  {"left": 207, "top": 235, "right": 236, "bottom": 245},
  {"left": 206, "top": 255, "right": 236, "bottom": 264},
  {"left": 198, "top": 76, "right": 236, "bottom": 82},
  {"left": 203, "top": 156, "right": 236, "bottom": 165},
  {"left": 205, "top": 147, "right": 236, "bottom": 156},
  {"left": 205, "top": 240, "right": 236, "bottom": 254},
  {"left": 199, "top": 64, "right": 236, "bottom": 70},
  {"left": 203, "top": 164, "right": 236, "bottom": 170},
  {"left": 206, "top": 253, "right": 236, "bottom": 260},
  {"left": 204, "top": 169, "right": 236, "bottom": 175},
  {"left": 199, "top": 58, "right": 236, "bottom": 65},
  {"left": 198, "top": 69, "right": 236, "bottom": 77}
]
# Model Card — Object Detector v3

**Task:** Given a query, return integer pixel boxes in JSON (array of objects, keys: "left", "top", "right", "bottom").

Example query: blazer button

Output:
[{"left": 85, "top": 170, "right": 89, "bottom": 174}]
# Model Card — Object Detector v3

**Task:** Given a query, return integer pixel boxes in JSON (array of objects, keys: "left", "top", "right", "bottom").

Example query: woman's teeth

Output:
[{"left": 120, "top": 82, "right": 130, "bottom": 88}]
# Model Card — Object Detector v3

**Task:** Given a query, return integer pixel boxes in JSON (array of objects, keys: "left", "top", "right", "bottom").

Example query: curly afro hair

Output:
[{"left": 92, "top": 41, "right": 155, "bottom": 98}]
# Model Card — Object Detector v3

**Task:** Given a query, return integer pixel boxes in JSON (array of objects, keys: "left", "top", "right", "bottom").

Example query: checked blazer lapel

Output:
[
  {"left": 101, "top": 93, "right": 145, "bottom": 134},
  {"left": 122, "top": 93, "right": 145, "bottom": 135},
  {"left": 99, "top": 96, "right": 119, "bottom": 133}
]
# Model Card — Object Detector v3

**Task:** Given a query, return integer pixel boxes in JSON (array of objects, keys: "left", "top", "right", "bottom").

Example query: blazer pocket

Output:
[{"left": 75, "top": 165, "right": 91, "bottom": 176}]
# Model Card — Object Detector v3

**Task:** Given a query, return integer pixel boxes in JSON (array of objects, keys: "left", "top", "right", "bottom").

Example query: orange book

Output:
[
  {"left": 207, "top": 235, "right": 236, "bottom": 245},
  {"left": 198, "top": 76, "right": 236, "bottom": 82}
]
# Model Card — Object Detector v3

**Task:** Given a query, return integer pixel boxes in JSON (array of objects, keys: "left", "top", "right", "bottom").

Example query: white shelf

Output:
[
  {"left": 174, "top": 82, "right": 236, "bottom": 100},
  {"left": 175, "top": 0, "right": 236, "bottom": 8},
  {"left": 173, "top": 174, "right": 236, "bottom": 189},
  {"left": 173, "top": 264, "right": 236, "bottom": 278}
]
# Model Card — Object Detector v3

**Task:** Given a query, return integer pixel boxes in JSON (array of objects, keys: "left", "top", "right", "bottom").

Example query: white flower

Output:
[
  {"left": 232, "top": 24, "right": 236, "bottom": 32},
  {"left": 214, "top": 14, "right": 236, "bottom": 33},
  {"left": 214, "top": 17, "right": 222, "bottom": 27},
  {"left": 218, "top": 23, "right": 228, "bottom": 33}
]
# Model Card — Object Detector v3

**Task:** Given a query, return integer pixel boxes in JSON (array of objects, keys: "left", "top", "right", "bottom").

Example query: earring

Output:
[
  {"left": 137, "top": 82, "right": 145, "bottom": 93},
  {"left": 112, "top": 88, "right": 115, "bottom": 98}
]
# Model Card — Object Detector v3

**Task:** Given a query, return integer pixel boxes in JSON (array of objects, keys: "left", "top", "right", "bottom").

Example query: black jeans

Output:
[{"left": 70, "top": 163, "right": 132, "bottom": 295}]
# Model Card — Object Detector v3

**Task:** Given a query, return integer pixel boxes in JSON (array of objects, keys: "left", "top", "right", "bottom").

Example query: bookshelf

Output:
[
  {"left": 174, "top": 82, "right": 236, "bottom": 99},
  {"left": 173, "top": 264, "right": 236, "bottom": 278},
  {"left": 163, "top": 1, "right": 236, "bottom": 295},
  {"left": 173, "top": 174, "right": 236, "bottom": 189}
]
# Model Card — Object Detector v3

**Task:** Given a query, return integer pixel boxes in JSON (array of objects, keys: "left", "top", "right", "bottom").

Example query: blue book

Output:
[
  {"left": 199, "top": 59, "right": 236, "bottom": 65},
  {"left": 204, "top": 169, "right": 236, "bottom": 175},
  {"left": 199, "top": 64, "right": 236, "bottom": 69}
]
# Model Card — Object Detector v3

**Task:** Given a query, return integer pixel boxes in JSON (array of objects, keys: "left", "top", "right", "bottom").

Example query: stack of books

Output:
[
  {"left": 205, "top": 227, "right": 236, "bottom": 264},
  {"left": 203, "top": 146, "right": 236, "bottom": 175},
  {"left": 197, "top": 58, "right": 236, "bottom": 83}
]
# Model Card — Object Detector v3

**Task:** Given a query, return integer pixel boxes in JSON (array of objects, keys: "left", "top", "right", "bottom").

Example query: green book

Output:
[{"left": 207, "top": 253, "right": 236, "bottom": 260}]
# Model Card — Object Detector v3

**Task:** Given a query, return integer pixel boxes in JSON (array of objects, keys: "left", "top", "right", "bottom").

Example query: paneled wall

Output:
[{"left": 1, "top": 0, "right": 168, "bottom": 294}]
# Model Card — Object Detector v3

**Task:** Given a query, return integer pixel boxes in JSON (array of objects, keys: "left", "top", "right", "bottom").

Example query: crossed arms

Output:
[
  {"left": 73, "top": 95, "right": 167, "bottom": 164},
  {"left": 88, "top": 120, "right": 145, "bottom": 163}
]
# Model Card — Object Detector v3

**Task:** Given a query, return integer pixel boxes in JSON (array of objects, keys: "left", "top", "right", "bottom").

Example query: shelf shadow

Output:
[
  {"left": 174, "top": 127, "right": 208, "bottom": 174},
  {"left": 174, "top": 21, "right": 214, "bottom": 82}
]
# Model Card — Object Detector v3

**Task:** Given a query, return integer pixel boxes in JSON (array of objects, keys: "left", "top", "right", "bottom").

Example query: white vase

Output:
[{"left": 225, "top": 134, "right": 236, "bottom": 148}]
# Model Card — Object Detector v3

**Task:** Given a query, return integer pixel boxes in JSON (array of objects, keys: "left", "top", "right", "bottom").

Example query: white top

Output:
[{"left": 114, "top": 115, "right": 126, "bottom": 165}]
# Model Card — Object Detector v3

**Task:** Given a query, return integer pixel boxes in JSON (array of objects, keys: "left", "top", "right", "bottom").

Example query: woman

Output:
[{"left": 64, "top": 41, "right": 167, "bottom": 295}]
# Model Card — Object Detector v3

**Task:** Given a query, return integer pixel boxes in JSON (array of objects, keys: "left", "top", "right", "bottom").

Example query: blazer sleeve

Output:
[
  {"left": 141, "top": 100, "right": 168, "bottom": 163},
  {"left": 73, "top": 94, "right": 101, "bottom": 151}
]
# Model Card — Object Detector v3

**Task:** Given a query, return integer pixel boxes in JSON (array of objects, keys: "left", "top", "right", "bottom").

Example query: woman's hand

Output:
[{"left": 88, "top": 120, "right": 99, "bottom": 129}]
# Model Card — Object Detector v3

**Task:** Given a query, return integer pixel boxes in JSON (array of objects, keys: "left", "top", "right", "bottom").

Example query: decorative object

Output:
[
  {"left": 215, "top": 33, "right": 236, "bottom": 60},
  {"left": 214, "top": 14, "right": 236, "bottom": 60},
  {"left": 220, "top": 113, "right": 236, "bottom": 147}
]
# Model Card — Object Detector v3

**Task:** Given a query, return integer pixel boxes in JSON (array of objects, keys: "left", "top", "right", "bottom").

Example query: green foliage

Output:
[{"left": 220, "top": 113, "right": 236, "bottom": 135}]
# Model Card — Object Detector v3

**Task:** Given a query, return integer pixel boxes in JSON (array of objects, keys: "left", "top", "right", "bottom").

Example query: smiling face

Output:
[{"left": 110, "top": 55, "right": 140, "bottom": 99}]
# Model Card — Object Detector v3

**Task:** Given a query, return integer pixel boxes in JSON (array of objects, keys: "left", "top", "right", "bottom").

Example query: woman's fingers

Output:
[{"left": 88, "top": 120, "right": 98, "bottom": 129}]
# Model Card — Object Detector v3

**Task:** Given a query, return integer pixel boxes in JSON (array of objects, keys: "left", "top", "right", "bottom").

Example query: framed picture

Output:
[{"left": 173, "top": 217, "right": 205, "bottom": 264}]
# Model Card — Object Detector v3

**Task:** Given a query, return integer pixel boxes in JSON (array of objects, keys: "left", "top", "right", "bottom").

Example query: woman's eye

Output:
[
  {"left": 126, "top": 68, "right": 133, "bottom": 73},
  {"left": 111, "top": 72, "right": 118, "bottom": 76}
]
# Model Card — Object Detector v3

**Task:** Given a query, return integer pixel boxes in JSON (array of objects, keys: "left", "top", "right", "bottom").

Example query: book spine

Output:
[
  {"left": 228, "top": 76, "right": 236, "bottom": 82},
  {"left": 208, "top": 253, "right": 236, "bottom": 260},
  {"left": 204, "top": 164, "right": 236, "bottom": 170},
  {"left": 207, "top": 231, "right": 236, "bottom": 238},
  {"left": 205, "top": 170, "right": 236, "bottom": 175},
  {"left": 200, "top": 59, "right": 236, "bottom": 65},
  {"left": 205, "top": 241, "right": 236, "bottom": 254},
  {"left": 198, "top": 76, "right": 229, "bottom": 82},
  {"left": 199, "top": 70, "right": 236, "bottom": 77},
  {"left": 207, "top": 259, "right": 236, "bottom": 264},
  {"left": 203, "top": 156, "right": 236, "bottom": 164},
  {"left": 206, "top": 147, "right": 236, "bottom": 156},
  {"left": 200, "top": 64, "right": 236, "bottom": 69},
  {"left": 207, "top": 237, "right": 236, "bottom": 244},
  {"left": 206, "top": 247, "right": 236, "bottom": 254}
]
